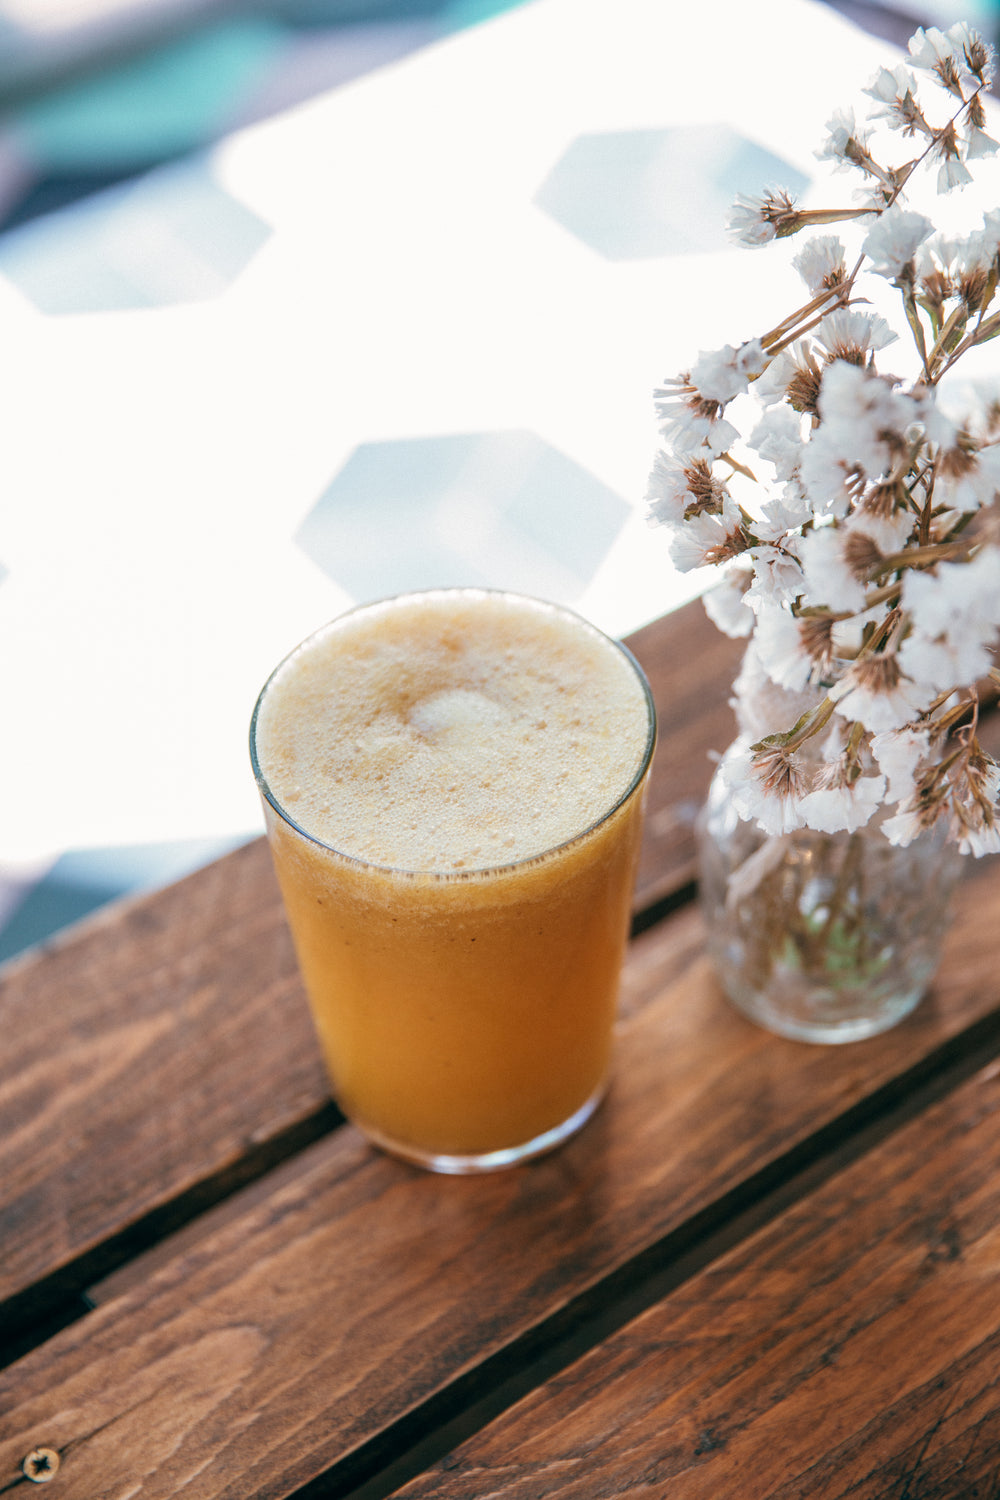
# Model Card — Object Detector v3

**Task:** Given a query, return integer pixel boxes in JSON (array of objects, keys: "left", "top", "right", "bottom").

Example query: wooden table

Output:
[{"left": 3, "top": 601, "right": 1000, "bottom": 1498}]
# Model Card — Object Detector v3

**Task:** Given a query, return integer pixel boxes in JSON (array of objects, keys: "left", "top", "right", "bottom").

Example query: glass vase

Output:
[{"left": 696, "top": 747, "right": 963, "bottom": 1044}]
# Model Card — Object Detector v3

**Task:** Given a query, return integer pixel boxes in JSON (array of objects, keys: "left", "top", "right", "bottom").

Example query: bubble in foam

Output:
[{"left": 408, "top": 689, "right": 506, "bottom": 742}]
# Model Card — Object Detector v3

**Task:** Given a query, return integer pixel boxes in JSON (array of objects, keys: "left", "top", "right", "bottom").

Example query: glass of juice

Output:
[{"left": 250, "top": 588, "right": 656, "bottom": 1173}]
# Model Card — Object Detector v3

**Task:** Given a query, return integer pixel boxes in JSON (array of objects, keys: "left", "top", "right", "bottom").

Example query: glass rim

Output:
[{"left": 249, "top": 587, "right": 657, "bottom": 883}]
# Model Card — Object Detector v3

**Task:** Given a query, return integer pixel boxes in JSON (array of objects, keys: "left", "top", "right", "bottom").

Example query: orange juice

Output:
[{"left": 250, "top": 589, "right": 655, "bottom": 1172}]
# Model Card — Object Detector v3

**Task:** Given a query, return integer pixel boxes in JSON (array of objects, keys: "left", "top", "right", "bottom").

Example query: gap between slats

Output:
[
  {"left": 0, "top": 876, "right": 696, "bottom": 1373},
  {"left": 3, "top": 632, "right": 996, "bottom": 1443},
  {"left": 0, "top": 884, "right": 698, "bottom": 1372},
  {"left": 0, "top": 1101, "right": 342, "bottom": 1371},
  {"left": 292, "top": 1005, "right": 1000, "bottom": 1500}
]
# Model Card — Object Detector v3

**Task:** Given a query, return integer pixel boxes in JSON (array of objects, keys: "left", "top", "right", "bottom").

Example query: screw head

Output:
[{"left": 22, "top": 1448, "right": 60, "bottom": 1483}]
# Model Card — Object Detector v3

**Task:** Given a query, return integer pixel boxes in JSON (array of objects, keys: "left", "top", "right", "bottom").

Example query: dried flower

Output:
[
  {"left": 647, "top": 21, "right": 1000, "bottom": 854},
  {"left": 727, "top": 188, "right": 803, "bottom": 246}
]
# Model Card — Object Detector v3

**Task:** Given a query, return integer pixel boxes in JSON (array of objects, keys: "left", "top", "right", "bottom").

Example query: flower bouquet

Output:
[{"left": 647, "top": 23, "right": 1000, "bottom": 1040}]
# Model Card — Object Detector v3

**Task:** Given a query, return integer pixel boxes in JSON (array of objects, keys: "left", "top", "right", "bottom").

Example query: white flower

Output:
[
  {"left": 648, "top": 18, "right": 1000, "bottom": 872},
  {"left": 924, "top": 384, "right": 978, "bottom": 438},
  {"left": 800, "top": 363, "right": 916, "bottom": 515},
  {"left": 914, "top": 22, "right": 995, "bottom": 87},
  {"left": 792, "top": 235, "right": 847, "bottom": 294},
  {"left": 870, "top": 727, "right": 930, "bottom": 801},
  {"left": 798, "top": 523, "right": 867, "bottom": 612},
  {"left": 882, "top": 803, "right": 934, "bottom": 847},
  {"left": 956, "top": 820, "right": 1000, "bottom": 856},
  {"left": 798, "top": 510, "right": 909, "bottom": 613},
  {"left": 702, "top": 568, "right": 754, "bottom": 639},
  {"left": 797, "top": 509, "right": 911, "bottom": 613},
  {"left": 691, "top": 340, "right": 767, "bottom": 404},
  {"left": 866, "top": 61, "right": 918, "bottom": 101},
  {"left": 731, "top": 639, "right": 823, "bottom": 744},
  {"left": 982, "top": 208, "right": 1000, "bottom": 258},
  {"left": 753, "top": 603, "right": 816, "bottom": 691},
  {"left": 917, "top": 227, "right": 1000, "bottom": 307},
  {"left": 727, "top": 188, "right": 799, "bottom": 247},
  {"left": 862, "top": 205, "right": 934, "bottom": 279},
  {"left": 898, "top": 550, "right": 1000, "bottom": 689},
  {"left": 965, "top": 123, "right": 999, "bottom": 161},
  {"left": 933, "top": 438, "right": 1000, "bottom": 514},
  {"left": 959, "top": 226, "right": 998, "bottom": 274},
  {"left": 720, "top": 743, "right": 810, "bottom": 836},
  {"left": 946, "top": 21, "right": 993, "bottom": 76},
  {"left": 744, "top": 541, "right": 805, "bottom": 611},
  {"left": 855, "top": 505, "right": 916, "bottom": 553},
  {"left": 864, "top": 63, "right": 921, "bottom": 124},
  {"left": 752, "top": 483, "right": 813, "bottom": 543},
  {"left": 814, "top": 307, "right": 898, "bottom": 360},
  {"left": 937, "top": 154, "right": 974, "bottom": 194},
  {"left": 808, "top": 362, "right": 901, "bottom": 493},
  {"left": 755, "top": 342, "right": 822, "bottom": 415},
  {"left": 800, "top": 772, "right": 887, "bottom": 834},
  {"left": 830, "top": 651, "right": 935, "bottom": 732},
  {"left": 748, "top": 406, "right": 805, "bottom": 484},
  {"left": 798, "top": 431, "right": 861, "bottom": 518},
  {"left": 908, "top": 24, "right": 956, "bottom": 71},
  {"left": 728, "top": 196, "right": 776, "bottom": 247},
  {"left": 655, "top": 374, "right": 739, "bottom": 457},
  {"left": 948, "top": 751, "right": 1000, "bottom": 854},
  {"left": 908, "top": 24, "right": 985, "bottom": 88},
  {"left": 645, "top": 451, "right": 691, "bottom": 526},
  {"left": 916, "top": 234, "right": 963, "bottom": 293},
  {"left": 647, "top": 452, "right": 731, "bottom": 528},
  {"left": 753, "top": 604, "right": 842, "bottom": 693},
  {"left": 955, "top": 227, "right": 997, "bottom": 277},
  {"left": 816, "top": 107, "right": 872, "bottom": 170},
  {"left": 667, "top": 499, "right": 747, "bottom": 573}
]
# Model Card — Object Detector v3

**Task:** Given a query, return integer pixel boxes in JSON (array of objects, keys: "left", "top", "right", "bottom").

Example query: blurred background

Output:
[
  {"left": 0, "top": 0, "right": 996, "bottom": 235},
  {"left": 0, "top": 0, "right": 996, "bottom": 963},
  {"left": 0, "top": 0, "right": 532, "bottom": 232}
]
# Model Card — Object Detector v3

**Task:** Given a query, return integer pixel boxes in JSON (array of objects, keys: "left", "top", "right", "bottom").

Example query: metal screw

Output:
[{"left": 22, "top": 1448, "right": 60, "bottom": 1484}]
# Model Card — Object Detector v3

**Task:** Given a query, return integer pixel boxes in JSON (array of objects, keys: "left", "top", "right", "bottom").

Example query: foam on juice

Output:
[{"left": 253, "top": 591, "right": 651, "bottom": 872}]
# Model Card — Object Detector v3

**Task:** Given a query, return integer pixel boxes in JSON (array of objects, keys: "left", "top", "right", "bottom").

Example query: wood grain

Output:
[
  {"left": 0, "top": 837, "right": 331, "bottom": 1325},
  {"left": 627, "top": 606, "right": 743, "bottom": 907},
  {"left": 394, "top": 1057, "right": 1000, "bottom": 1499},
  {"left": 1, "top": 859, "right": 999, "bottom": 1498},
  {"left": 0, "top": 600, "right": 737, "bottom": 1323}
]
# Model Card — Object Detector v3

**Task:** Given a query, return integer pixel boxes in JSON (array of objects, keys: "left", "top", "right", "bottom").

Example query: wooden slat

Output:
[
  {"left": 627, "top": 606, "right": 743, "bottom": 908},
  {"left": 0, "top": 838, "right": 330, "bottom": 1327},
  {"left": 392, "top": 1061, "right": 1000, "bottom": 1499},
  {"left": 2, "top": 860, "right": 1000, "bottom": 1498},
  {"left": 0, "top": 600, "right": 737, "bottom": 1324}
]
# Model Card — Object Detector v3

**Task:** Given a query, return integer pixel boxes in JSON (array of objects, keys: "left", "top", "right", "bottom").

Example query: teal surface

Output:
[
  {"left": 0, "top": 0, "right": 532, "bottom": 229},
  {"left": 15, "top": 19, "right": 291, "bottom": 169}
]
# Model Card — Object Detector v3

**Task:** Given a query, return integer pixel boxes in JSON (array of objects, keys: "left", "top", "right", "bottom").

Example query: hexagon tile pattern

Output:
[
  {"left": 296, "top": 430, "right": 631, "bottom": 603},
  {"left": 534, "top": 123, "right": 812, "bottom": 260},
  {"left": 0, "top": 156, "right": 271, "bottom": 314}
]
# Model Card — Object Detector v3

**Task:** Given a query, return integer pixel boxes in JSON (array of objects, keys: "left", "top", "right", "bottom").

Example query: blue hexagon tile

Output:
[
  {"left": 534, "top": 124, "right": 812, "bottom": 260},
  {"left": 296, "top": 431, "right": 631, "bottom": 604},
  {"left": 0, "top": 156, "right": 272, "bottom": 313}
]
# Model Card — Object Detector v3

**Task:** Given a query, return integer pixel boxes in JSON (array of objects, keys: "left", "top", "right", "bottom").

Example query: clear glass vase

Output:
[{"left": 696, "top": 748, "right": 963, "bottom": 1044}]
